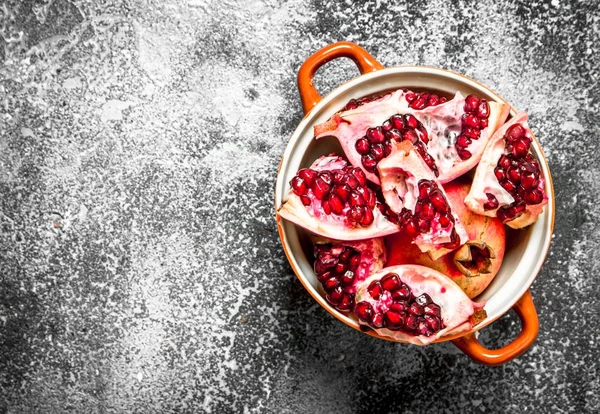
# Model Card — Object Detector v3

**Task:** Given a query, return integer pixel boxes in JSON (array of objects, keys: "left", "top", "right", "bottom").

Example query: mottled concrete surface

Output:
[{"left": 0, "top": 0, "right": 598, "bottom": 412}]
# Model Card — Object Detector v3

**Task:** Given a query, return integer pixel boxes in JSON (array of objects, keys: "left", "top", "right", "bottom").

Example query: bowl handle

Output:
[
  {"left": 451, "top": 290, "right": 539, "bottom": 366},
  {"left": 297, "top": 41, "right": 384, "bottom": 115}
]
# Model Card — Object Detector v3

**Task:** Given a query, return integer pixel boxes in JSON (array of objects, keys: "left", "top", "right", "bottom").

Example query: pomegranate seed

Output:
[
  {"left": 290, "top": 176, "right": 308, "bottom": 195},
  {"left": 439, "top": 97, "right": 448, "bottom": 104},
  {"left": 418, "top": 179, "right": 433, "bottom": 198},
  {"left": 411, "top": 96, "right": 427, "bottom": 110},
  {"left": 380, "top": 273, "right": 401, "bottom": 291},
  {"left": 320, "top": 172, "right": 332, "bottom": 185},
  {"left": 334, "top": 261, "right": 346, "bottom": 274},
  {"left": 355, "top": 302, "right": 374, "bottom": 321},
  {"left": 512, "top": 140, "right": 530, "bottom": 158},
  {"left": 349, "top": 191, "right": 365, "bottom": 207},
  {"left": 405, "top": 314, "right": 418, "bottom": 331},
  {"left": 427, "top": 95, "right": 440, "bottom": 106},
  {"left": 405, "top": 114, "right": 419, "bottom": 129},
  {"left": 507, "top": 165, "right": 521, "bottom": 183},
  {"left": 404, "top": 220, "right": 419, "bottom": 237},
  {"left": 345, "top": 100, "right": 358, "bottom": 110},
  {"left": 457, "top": 149, "right": 472, "bottom": 160},
  {"left": 419, "top": 203, "right": 435, "bottom": 220},
  {"left": 415, "top": 293, "right": 432, "bottom": 306},
  {"left": 445, "top": 230, "right": 461, "bottom": 250},
  {"left": 424, "top": 314, "right": 441, "bottom": 331},
  {"left": 323, "top": 276, "right": 339, "bottom": 290},
  {"left": 498, "top": 155, "right": 511, "bottom": 169},
  {"left": 341, "top": 270, "right": 355, "bottom": 285},
  {"left": 300, "top": 195, "right": 311, "bottom": 206},
  {"left": 328, "top": 194, "right": 344, "bottom": 214},
  {"left": 462, "top": 113, "right": 480, "bottom": 128},
  {"left": 524, "top": 189, "right": 544, "bottom": 205},
  {"left": 418, "top": 319, "right": 433, "bottom": 336},
  {"left": 381, "top": 119, "right": 392, "bottom": 132},
  {"left": 361, "top": 208, "right": 374, "bottom": 225},
  {"left": 417, "top": 126, "right": 429, "bottom": 144},
  {"left": 401, "top": 129, "right": 419, "bottom": 144},
  {"left": 456, "top": 134, "right": 472, "bottom": 148},
  {"left": 346, "top": 175, "right": 359, "bottom": 189},
  {"left": 476, "top": 100, "right": 490, "bottom": 118},
  {"left": 405, "top": 92, "right": 417, "bottom": 103},
  {"left": 395, "top": 284, "right": 412, "bottom": 301},
  {"left": 384, "top": 311, "right": 405, "bottom": 330},
  {"left": 322, "top": 199, "right": 332, "bottom": 215},
  {"left": 479, "top": 118, "right": 488, "bottom": 128},
  {"left": 337, "top": 294, "right": 354, "bottom": 311},
  {"left": 334, "top": 184, "right": 351, "bottom": 201},
  {"left": 328, "top": 286, "right": 344, "bottom": 305},
  {"left": 349, "top": 254, "right": 360, "bottom": 270},
  {"left": 464, "top": 95, "right": 480, "bottom": 113},
  {"left": 368, "top": 281, "right": 383, "bottom": 299},
  {"left": 462, "top": 126, "right": 481, "bottom": 140},
  {"left": 347, "top": 205, "right": 365, "bottom": 223},
  {"left": 371, "top": 312, "right": 385, "bottom": 328},
  {"left": 506, "top": 124, "right": 525, "bottom": 143},
  {"left": 298, "top": 168, "right": 318, "bottom": 186},
  {"left": 494, "top": 167, "right": 506, "bottom": 181},
  {"left": 500, "top": 180, "right": 517, "bottom": 193},
  {"left": 439, "top": 213, "right": 451, "bottom": 227},
  {"left": 361, "top": 154, "right": 377, "bottom": 172},
  {"left": 355, "top": 137, "right": 371, "bottom": 155},
  {"left": 417, "top": 218, "right": 430, "bottom": 233},
  {"left": 389, "top": 301, "right": 408, "bottom": 313},
  {"left": 371, "top": 143, "right": 386, "bottom": 161},
  {"left": 352, "top": 168, "right": 367, "bottom": 186},
  {"left": 366, "top": 127, "right": 385, "bottom": 144},
  {"left": 483, "top": 193, "right": 499, "bottom": 210},
  {"left": 520, "top": 170, "right": 539, "bottom": 190},
  {"left": 390, "top": 114, "right": 404, "bottom": 130},
  {"left": 386, "top": 129, "right": 401, "bottom": 143},
  {"left": 423, "top": 303, "right": 441, "bottom": 317}
]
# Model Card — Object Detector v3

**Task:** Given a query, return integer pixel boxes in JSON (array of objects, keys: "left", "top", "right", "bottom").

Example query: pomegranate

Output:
[
  {"left": 314, "top": 88, "right": 510, "bottom": 185},
  {"left": 376, "top": 141, "right": 469, "bottom": 260},
  {"left": 277, "top": 154, "right": 399, "bottom": 240},
  {"left": 312, "top": 237, "right": 386, "bottom": 312},
  {"left": 354, "top": 265, "right": 487, "bottom": 345},
  {"left": 386, "top": 178, "right": 506, "bottom": 298},
  {"left": 464, "top": 112, "right": 548, "bottom": 229}
]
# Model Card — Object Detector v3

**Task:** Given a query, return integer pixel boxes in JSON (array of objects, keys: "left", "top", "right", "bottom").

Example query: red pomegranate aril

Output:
[
  {"left": 456, "top": 135, "right": 472, "bottom": 148},
  {"left": 367, "top": 127, "right": 385, "bottom": 144},
  {"left": 348, "top": 205, "right": 366, "bottom": 223},
  {"left": 335, "top": 261, "right": 346, "bottom": 274},
  {"left": 405, "top": 92, "right": 417, "bottom": 103},
  {"left": 479, "top": 118, "right": 489, "bottom": 128},
  {"left": 298, "top": 168, "right": 318, "bottom": 186},
  {"left": 349, "top": 254, "right": 360, "bottom": 270},
  {"left": 483, "top": 193, "right": 499, "bottom": 210},
  {"left": 390, "top": 114, "right": 405, "bottom": 130},
  {"left": 389, "top": 301, "right": 408, "bottom": 313},
  {"left": 355, "top": 137, "right": 371, "bottom": 155},
  {"left": 445, "top": 229, "right": 461, "bottom": 250},
  {"left": 290, "top": 176, "right": 308, "bottom": 195},
  {"left": 355, "top": 301, "right": 374, "bottom": 322},
  {"left": 386, "top": 129, "right": 401, "bottom": 142},
  {"left": 417, "top": 318, "right": 433, "bottom": 336},
  {"left": 368, "top": 281, "right": 383, "bottom": 300},
  {"left": 458, "top": 149, "right": 472, "bottom": 160},
  {"left": 423, "top": 303, "right": 441, "bottom": 317},
  {"left": 380, "top": 273, "right": 401, "bottom": 291},
  {"left": 371, "top": 143, "right": 386, "bottom": 161},
  {"left": 524, "top": 189, "right": 544, "bottom": 205},
  {"left": 507, "top": 165, "right": 521, "bottom": 183},
  {"left": 328, "top": 286, "right": 344, "bottom": 305},
  {"left": 521, "top": 172, "right": 539, "bottom": 190},
  {"left": 312, "top": 177, "right": 331, "bottom": 200},
  {"left": 476, "top": 100, "right": 490, "bottom": 118},
  {"left": 464, "top": 95, "right": 480, "bottom": 113},
  {"left": 438, "top": 214, "right": 451, "bottom": 227},
  {"left": 334, "top": 184, "right": 351, "bottom": 201},
  {"left": 415, "top": 293, "right": 432, "bottom": 306},
  {"left": 498, "top": 155, "right": 511, "bottom": 170},
  {"left": 350, "top": 191, "right": 365, "bottom": 207},
  {"left": 337, "top": 294, "right": 354, "bottom": 311},
  {"left": 462, "top": 114, "right": 480, "bottom": 128},
  {"left": 352, "top": 168, "right": 368, "bottom": 186},
  {"left": 462, "top": 126, "right": 481, "bottom": 140},
  {"left": 424, "top": 314, "right": 441, "bottom": 331},
  {"left": 402, "top": 129, "right": 419, "bottom": 144},
  {"left": 341, "top": 270, "right": 355, "bottom": 286},
  {"left": 427, "top": 95, "right": 440, "bottom": 106},
  {"left": 405, "top": 314, "right": 418, "bottom": 331},
  {"left": 361, "top": 208, "right": 375, "bottom": 226},
  {"left": 361, "top": 154, "right": 378, "bottom": 172},
  {"left": 323, "top": 276, "right": 340, "bottom": 290},
  {"left": 418, "top": 180, "right": 433, "bottom": 198},
  {"left": 500, "top": 179, "right": 517, "bottom": 193},
  {"left": 430, "top": 191, "right": 448, "bottom": 212},
  {"left": 506, "top": 124, "right": 525, "bottom": 143},
  {"left": 512, "top": 140, "right": 530, "bottom": 158},
  {"left": 384, "top": 311, "right": 405, "bottom": 330},
  {"left": 405, "top": 114, "right": 419, "bottom": 129},
  {"left": 494, "top": 166, "right": 506, "bottom": 181},
  {"left": 300, "top": 195, "right": 311, "bottom": 206},
  {"left": 408, "top": 302, "right": 424, "bottom": 316},
  {"left": 371, "top": 312, "right": 385, "bottom": 328}
]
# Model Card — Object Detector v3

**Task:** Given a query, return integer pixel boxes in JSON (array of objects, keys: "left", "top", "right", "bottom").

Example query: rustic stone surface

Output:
[{"left": 1, "top": 0, "right": 598, "bottom": 412}]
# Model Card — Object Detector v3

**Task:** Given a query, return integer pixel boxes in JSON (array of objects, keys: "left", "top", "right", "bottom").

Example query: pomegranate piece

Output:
[
  {"left": 354, "top": 265, "right": 487, "bottom": 345},
  {"left": 464, "top": 112, "right": 548, "bottom": 229},
  {"left": 313, "top": 237, "right": 386, "bottom": 312},
  {"left": 387, "top": 178, "right": 506, "bottom": 299},
  {"left": 376, "top": 141, "right": 469, "bottom": 260},
  {"left": 277, "top": 154, "right": 399, "bottom": 240},
  {"left": 314, "top": 88, "right": 510, "bottom": 185}
]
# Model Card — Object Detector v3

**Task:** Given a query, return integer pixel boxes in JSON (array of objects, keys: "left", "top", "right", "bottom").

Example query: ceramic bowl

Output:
[{"left": 274, "top": 42, "right": 555, "bottom": 365}]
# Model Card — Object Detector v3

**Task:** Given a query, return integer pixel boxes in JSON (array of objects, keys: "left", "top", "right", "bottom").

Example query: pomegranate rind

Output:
[
  {"left": 314, "top": 89, "right": 510, "bottom": 185},
  {"left": 354, "top": 264, "right": 486, "bottom": 345},
  {"left": 277, "top": 155, "right": 400, "bottom": 241},
  {"left": 377, "top": 141, "right": 469, "bottom": 260},
  {"left": 464, "top": 112, "right": 548, "bottom": 229},
  {"left": 386, "top": 179, "right": 506, "bottom": 298}
]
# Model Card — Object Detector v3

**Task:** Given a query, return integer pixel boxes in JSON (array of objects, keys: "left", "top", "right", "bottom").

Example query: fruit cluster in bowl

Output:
[{"left": 277, "top": 88, "right": 548, "bottom": 346}]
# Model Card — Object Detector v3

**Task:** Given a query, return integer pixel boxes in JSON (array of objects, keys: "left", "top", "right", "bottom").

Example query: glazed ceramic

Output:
[{"left": 274, "top": 42, "right": 555, "bottom": 365}]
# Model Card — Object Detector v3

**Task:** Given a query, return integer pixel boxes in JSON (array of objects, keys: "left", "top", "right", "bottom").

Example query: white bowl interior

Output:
[{"left": 275, "top": 67, "right": 555, "bottom": 340}]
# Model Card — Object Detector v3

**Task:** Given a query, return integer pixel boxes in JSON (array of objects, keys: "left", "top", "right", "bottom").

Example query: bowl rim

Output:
[{"left": 275, "top": 65, "right": 555, "bottom": 343}]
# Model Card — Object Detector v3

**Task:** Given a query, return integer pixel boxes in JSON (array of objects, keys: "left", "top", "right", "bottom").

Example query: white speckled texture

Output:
[{"left": 0, "top": 0, "right": 598, "bottom": 412}]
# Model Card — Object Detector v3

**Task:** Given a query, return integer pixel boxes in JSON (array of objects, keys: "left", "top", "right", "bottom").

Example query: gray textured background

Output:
[{"left": 1, "top": 0, "right": 599, "bottom": 413}]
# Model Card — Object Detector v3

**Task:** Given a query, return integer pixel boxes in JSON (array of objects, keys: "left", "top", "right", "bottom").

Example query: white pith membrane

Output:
[
  {"left": 355, "top": 265, "right": 486, "bottom": 346},
  {"left": 314, "top": 88, "right": 510, "bottom": 185},
  {"left": 277, "top": 155, "right": 400, "bottom": 240},
  {"left": 377, "top": 141, "right": 469, "bottom": 260},
  {"left": 464, "top": 112, "right": 548, "bottom": 229}
]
